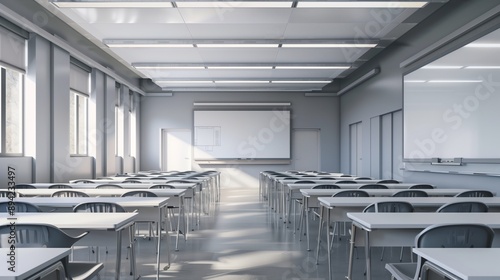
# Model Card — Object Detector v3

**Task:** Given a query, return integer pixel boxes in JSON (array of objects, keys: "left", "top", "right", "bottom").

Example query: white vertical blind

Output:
[{"left": 0, "top": 25, "right": 26, "bottom": 72}]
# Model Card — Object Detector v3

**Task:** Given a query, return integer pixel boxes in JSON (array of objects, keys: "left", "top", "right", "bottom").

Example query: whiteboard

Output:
[{"left": 193, "top": 110, "right": 291, "bottom": 160}]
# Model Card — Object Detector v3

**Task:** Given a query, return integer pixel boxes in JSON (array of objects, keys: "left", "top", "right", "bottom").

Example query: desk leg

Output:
[
  {"left": 287, "top": 190, "right": 292, "bottom": 226},
  {"left": 365, "top": 230, "right": 371, "bottom": 280},
  {"left": 128, "top": 224, "right": 137, "bottom": 279},
  {"left": 315, "top": 206, "right": 324, "bottom": 264},
  {"left": 326, "top": 208, "right": 332, "bottom": 280},
  {"left": 175, "top": 198, "right": 183, "bottom": 251},
  {"left": 346, "top": 223, "right": 356, "bottom": 280},
  {"left": 115, "top": 230, "right": 122, "bottom": 280},
  {"left": 162, "top": 206, "right": 171, "bottom": 273}
]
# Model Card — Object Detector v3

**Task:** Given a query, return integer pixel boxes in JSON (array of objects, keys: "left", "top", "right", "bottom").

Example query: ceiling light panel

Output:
[
  {"left": 295, "top": 1, "right": 428, "bottom": 8},
  {"left": 275, "top": 66, "right": 350, "bottom": 69},
  {"left": 107, "top": 43, "right": 194, "bottom": 48},
  {"left": 282, "top": 43, "right": 377, "bottom": 48},
  {"left": 465, "top": 43, "right": 500, "bottom": 48},
  {"left": 197, "top": 44, "right": 279, "bottom": 48},
  {"left": 421, "top": 65, "right": 463, "bottom": 69},
  {"left": 175, "top": 2, "right": 293, "bottom": 8},
  {"left": 52, "top": 1, "right": 174, "bottom": 8},
  {"left": 272, "top": 80, "right": 331, "bottom": 83}
]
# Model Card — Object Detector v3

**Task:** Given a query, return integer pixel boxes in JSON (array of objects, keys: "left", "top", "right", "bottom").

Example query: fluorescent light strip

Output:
[
  {"left": 296, "top": 1, "right": 428, "bottom": 8},
  {"left": 175, "top": 1, "right": 293, "bottom": 8},
  {"left": 465, "top": 43, "right": 500, "bottom": 48},
  {"left": 275, "top": 66, "right": 350, "bottom": 70},
  {"left": 272, "top": 80, "right": 331, "bottom": 83},
  {"left": 207, "top": 66, "right": 273, "bottom": 70},
  {"left": 214, "top": 81, "right": 270, "bottom": 84},
  {"left": 404, "top": 80, "right": 427, "bottom": 83},
  {"left": 428, "top": 80, "right": 483, "bottom": 83},
  {"left": 107, "top": 43, "right": 193, "bottom": 48},
  {"left": 135, "top": 66, "right": 205, "bottom": 70},
  {"left": 465, "top": 66, "right": 500, "bottom": 69},
  {"left": 52, "top": 1, "right": 174, "bottom": 8},
  {"left": 155, "top": 81, "right": 214, "bottom": 84},
  {"left": 281, "top": 43, "right": 377, "bottom": 48},
  {"left": 197, "top": 44, "right": 279, "bottom": 48},
  {"left": 421, "top": 65, "right": 463, "bottom": 69}
]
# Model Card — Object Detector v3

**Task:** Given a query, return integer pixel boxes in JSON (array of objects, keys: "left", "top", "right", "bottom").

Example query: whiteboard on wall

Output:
[{"left": 193, "top": 110, "right": 291, "bottom": 160}]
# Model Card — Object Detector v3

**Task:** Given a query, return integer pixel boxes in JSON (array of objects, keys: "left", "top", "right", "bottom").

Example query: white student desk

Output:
[
  {"left": 7, "top": 197, "right": 169, "bottom": 280},
  {"left": 0, "top": 212, "right": 136, "bottom": 280},
  {"left": 0, "top": 248, "right": 70, "bottom": 280},
  {"left": 413, "top": 248, "right": 500, "bottom": 280},
  {"left": 297, "top": 188, "right": 471, "bottom": 251},
  {"left": 346, "top": 213, "right": 500, "bottom": 280},
  {"left": 16, "top": 188, "right": 188, "bottom": 250}
]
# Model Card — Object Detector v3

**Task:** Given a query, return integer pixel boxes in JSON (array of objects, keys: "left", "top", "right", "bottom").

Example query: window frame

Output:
[
  {"left": 69, "top": 89, "right": 89, "bottom": 156},
  {"left": 0, "top": 66, "right": 24, "bottom": 157}
]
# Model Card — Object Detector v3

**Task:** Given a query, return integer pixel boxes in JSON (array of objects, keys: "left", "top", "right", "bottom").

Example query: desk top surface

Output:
[
  {"left": 413, "top": 248, "right": 500, "bottom": 280},
  {"left": 281, "top": 179, "right": 381, "bottom": 184},
  {"left": 0, "top": 248, "right": 70, "bottom": 280},
  {"left": 289, "top": 183, "right": 418, "bottom": 190},
  {"left": 0, "top": 212, "right": 137, "bottom": 230},
  {"left": 319, "top": 196, "right": 500, "bottom": 208},
  {"left": 301, "top": 188, "right": 475, "bottom": 197},
  {"left": 16, "top": 188, "right": 186, "bottom": 197},
  {"left": 26, "top": 182, "right": 197, "bottom": 189},
  {"left": 347, "top": 212, "right": 500, "bottom": 229},
  {"left": 4, "top": 197, "right": 169, "bottom": 208}
]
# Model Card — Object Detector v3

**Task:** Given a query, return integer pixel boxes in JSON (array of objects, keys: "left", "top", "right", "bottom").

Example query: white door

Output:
[
  {"left": 350, "top": 122, "right": 363, "bottom": 175},
  {"left": 161, "top": 129, "right": 192, "bottom": 171},
  {"left": 292, "top": 129, "right": 320, "bottom": 171}
]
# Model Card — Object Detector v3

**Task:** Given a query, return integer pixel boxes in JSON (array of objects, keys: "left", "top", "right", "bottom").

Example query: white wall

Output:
[{"left": 140, "top": 92, "right": 340, "bottom": 188}]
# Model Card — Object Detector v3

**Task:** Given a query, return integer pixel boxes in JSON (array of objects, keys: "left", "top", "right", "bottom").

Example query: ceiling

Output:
[{"left": 35, "top": 0, "right": 449, "bottom": 93}]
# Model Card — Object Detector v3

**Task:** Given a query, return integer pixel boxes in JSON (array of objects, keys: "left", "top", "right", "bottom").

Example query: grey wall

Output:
[
  {"left": 339, "top": 1, "right": 500, "bottom": 192},
  {"left": 140, "top": 92, "right": 339, "bottom": 188}
]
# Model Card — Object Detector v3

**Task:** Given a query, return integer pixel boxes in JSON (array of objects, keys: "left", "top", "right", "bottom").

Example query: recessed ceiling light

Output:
[
  {"left": 214, "top": 80, "right": 270, "bottom": 83},
  {"left": 272, "top": 80, "right": 331, "bottom": 83},
  {"left": 465, "top": 66, "right": 500, "bottom": 69},
  {"left": 175, "top": 1, "right": 293, "bottom": 8},
  {"left": 465, "top": 43, "right": 500, "bottom": 48},
  {"left": 155, "top": 80, "right": 214, "bottom": 84},
  {"left": 52, "top": 1, "right": 174, "bottom": 8},
  {"left": 296, "top": 1, "right": 428, "bottom": 8},
  {"left": 281, "top": 43, "right": 377, "bottom": 48},
  {"left": 428, "top": 80, "right": 483, "bottom": 83},
  {"left": 275, "top": 66, "right": 350, "bottom": 70},
  {"left": 207, "top": 66, "right": 273, "bottom": 70},
  {"left": 135, "top": 66, "right": 205, "bottom": 70},
  {"left": 107, "top": 43, "right": 194, "bottom": 48},
  {"left": 421, "top": 65, "right": 463, "bottom": 69},
  {"left": 197, "top": 44, "right": 279, "bottom": 48}
]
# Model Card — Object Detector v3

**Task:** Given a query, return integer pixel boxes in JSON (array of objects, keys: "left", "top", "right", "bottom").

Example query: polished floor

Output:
[{"left": 74, "top": 187, "right": 409, "bottom": 279}]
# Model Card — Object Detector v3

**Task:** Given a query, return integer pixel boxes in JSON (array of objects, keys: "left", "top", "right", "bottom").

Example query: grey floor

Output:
[{"left": 74, "top": 187, "right": 409, "bottom": 279}]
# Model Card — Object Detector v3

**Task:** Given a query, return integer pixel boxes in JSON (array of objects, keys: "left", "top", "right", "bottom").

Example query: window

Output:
[
  {"left": 115, "top": 85, "right": 124, "bottom": 157},
  {"left": 0, "top": 66, "right": 24, "bottom": 155},
  {"left": 69, "top": 61, "right": 90, "bottom": 156},
  {"left": 69, "top": 90, "right": 88, "bottom": 155},
  {"left": 129, "top": 92, "right": 137, "bottom": 157}
]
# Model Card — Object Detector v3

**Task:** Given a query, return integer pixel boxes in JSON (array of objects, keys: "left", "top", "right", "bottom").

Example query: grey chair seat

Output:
[
  {"left": 385, "top": 263, "right": 418, "bottom": 280},
  {"left": 67, "top": 262, "right": 104, "bottom": 280}
]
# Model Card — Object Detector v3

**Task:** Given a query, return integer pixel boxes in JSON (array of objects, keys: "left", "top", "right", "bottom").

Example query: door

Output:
[
  {"left": 161, "top": 129, "right": 192, "bottom": 171},
  {"left": 350, "top": 122, "right": 363, "bottom": 175},
  {"left": 292, "top": 129, "right": 320, "bottom": 171}
]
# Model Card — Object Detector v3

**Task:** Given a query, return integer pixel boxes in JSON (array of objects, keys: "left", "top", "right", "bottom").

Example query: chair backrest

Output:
[
  {"left": 358, "top": 184, "right": 388, "bottom": 189},
  {"left": 48, "top": 184, "right": 72, "bottom": 189},
  {"left": 150, "top": 177, "right": 168, "bottom": 180},
  {"left": 166, "top": 180, "right": 191, "bottom": 183},
  {"left": 363, "top": 201, "right": 414, "bottom": 213},
  {"left": 295, "top": 180, "right": 316, "bottom": 184},
  {"left": 14, "top": 184, "right": 36, "bottom": 189},
  {"left": 312, "top": 184, "right": 340, "bottom": 189},
  {"left": 150, "top": 184, "right": 175, "bottom": 189},
  {"left": 419, "top": 261, "right": 461, "bottom": 280},
  {"left": 282, "top": 177, "right": 299, "bottom": 180},
  {"left": 73, "top": 202, "right": 126, "bottom": 213},
  {"left": 392, "top": 190, "right": 428, "bottom": 197},
  {"left": 409, "top": 184, "right": 434, "bottom": 189},
  {"left": 133, "top": 174, "right": 148, "bottom": 177},
  {"left": 300, "top": 175, "right": 317, "bottom": 178},
  {"left": 121, "top": 190, "right": 158, "bottom": 197},
  {"left": 51, "top": 190, "right": 89, "bottom": 197},
  {"left": 73, "top": 180, "right": 95, "bottom": 184},
  {"left": 335, "top": 180, "right": 357, "bottom": 184},
  {"left": 355, "top": 177, "right": 372, "bottom": 180},
  {"left": 0, "top": 190, "right": 18, "bottom": 198},
  {"left": 0, "top": 223, "right": 87, "bottom": 248},
  {"left": 340, "top": 175, "right": 352, "bottom": 177},
  {"left": 121, "top": 180, "right": 142, "bottom": 183},
  {"left": 377, "top": 179, "right": 399, "bottom": 184},
  {"left": 416, "top": 223, "right": 494, "bottom": 248},
  {"left": 436, "top": 201, "right": 488, "bottom": 213},
  {"left": 333, "top": 190, "right": 369, "bottom": 197},
  {"left": 0, "top": 201, "right": 42, "bottom": 212},
  {"left": 95, "top": 184, "right": 123, "bottom": 189},
  {"left": 455, "top": 190, "right": 494, "bottom": 197},
  {"left": 319, "top": 177, "right": 336, "bottom": 180}
]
